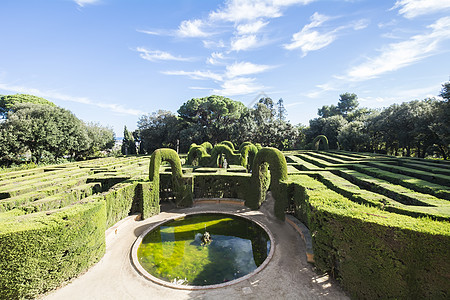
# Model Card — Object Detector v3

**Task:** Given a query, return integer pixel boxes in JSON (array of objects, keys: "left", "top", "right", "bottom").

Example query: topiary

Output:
[
  {"left": 220, "top": 141, "right": 235, "bottom": 152},
  {"left": 200, "top": 142, "right": 213, "bottom": 154},
  {"left": 149, "top": 148, "right": 192, "bottom": 207},
  {"left": 210, "top": 144, "right": 240, "bottom": 167},
  {"left": 186, "top": 145, "right": 211, "bottom": 166},
  {"left": 239, "top": 143, "right": 258, "bottom": 171},
  {"left": 239, "top": 141, "right": 253, "bottom": 152},
  {"left": 313, "top": 135, "right": 329, "bottom": 150},
  {"left": 245, "top": 147, "right": 288, "bottom": 220}
]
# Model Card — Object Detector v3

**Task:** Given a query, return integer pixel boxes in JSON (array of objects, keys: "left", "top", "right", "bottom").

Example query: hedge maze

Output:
[{"left": 1, "top": 144, "right": 449, "bottom": 299}]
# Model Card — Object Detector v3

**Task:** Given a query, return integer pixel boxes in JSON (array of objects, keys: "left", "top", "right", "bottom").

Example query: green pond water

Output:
[{"left": 137, "top": 213, "right": 271, "bottom": 286}]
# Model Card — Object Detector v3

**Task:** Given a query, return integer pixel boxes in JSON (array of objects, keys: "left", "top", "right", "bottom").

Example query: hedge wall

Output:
[
  {"left": 0, "top": 200, "right": 106, "bottom": 299},
  {"left": 245, "top": 147, "right": 288, "bottom": 220},
  {"left": 285, "top": 174, "right": 450, "bottom": 299},
  {"left": 193, "top": 173, "right": 250, "bottom": 199}
]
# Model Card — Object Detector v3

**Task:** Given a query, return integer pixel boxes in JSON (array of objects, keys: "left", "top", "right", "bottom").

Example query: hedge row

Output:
[
  {"left": 313, "top": 171, "right": 450, "bottom": 221},
  {"left": 284, "top": 175, "right": 450, "bottom": 299},
  {"left": 0, "top": 156, "right": 161, "bottom": 299},
  {"left": 0, "top": 200, "right": 107, "bottom": 299},
  {"left": 350, "top": 164, "right": 450, "bottom": 200}
]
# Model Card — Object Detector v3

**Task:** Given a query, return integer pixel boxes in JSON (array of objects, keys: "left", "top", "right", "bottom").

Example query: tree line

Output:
[
  {"left": 122, "top": 95, "right": 301, "bottom": 155},
  {"left": 1, "top": 81, "right": 448, "bottom": 167},
  {"left": 306, "top": 82, "right": 449, "bottom": 159},
  {"left": 127, "top": 81, "right": 449, "bottom": 159},
  {"left": 0, "top": 94, "right": 115, "bottom": 165}
]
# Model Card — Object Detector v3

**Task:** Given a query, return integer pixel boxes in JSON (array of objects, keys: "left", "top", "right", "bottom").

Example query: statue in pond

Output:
[{"left": 201, "top": 231, "right": 212, "bottom": 246}]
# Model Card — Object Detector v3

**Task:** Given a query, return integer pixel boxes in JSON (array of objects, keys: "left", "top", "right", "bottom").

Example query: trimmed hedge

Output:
[
  {"left": 285, "top": 175, "right": 450, "bottom": 299},
  {"left": 239, "top": 143, "right": 258, "bottom": 170},
  {"left": 220, "top": 140, "right": 236, "bottom": 152},
  {"left": 186, "top": 145, "right": 211, "bottom": 166},
  {"left": 209, "top": 144, "right": 241, "bottom": 166},
  {"left": 193, "top": 173, "right": 250, "bottom": 199},
  {"left": 0, "top": 200, "right": 106, "bottom": 299},
  {"left": 149, "top": 148, "right": 193, "bottom": 207},
  {"left": 313, "top": 135, "right": 329, "bottom": 150},
  {"left": 245, "top": 147, "right": 288, "bottom": 220}
]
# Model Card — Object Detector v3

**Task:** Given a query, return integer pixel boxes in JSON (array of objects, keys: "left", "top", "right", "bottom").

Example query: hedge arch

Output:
[
  {"left": 149, "top": 148, "right": 192, "bottom": 207},
  {"left": 313, "top": 135, "right": 329, "bottom": 150},
  {"left": 220, "top": 140, "right": 236, "bottom": 152},
  {"left": 200, "top": 141, "right": 213, "bottom": 154},
  {"left": 239, "top": 144, "right": 258, "bottom": 171},
  {"left": 209, "top": 144, "right": 240, "bottom": 167},
  {"left": 245, "top": 147, "right": 288, "bottom": 220},
  {"left": 239, "top": 141, "right": 253, "bottom": 152},
  {"left": 186, "top": 145, "right": 211, "bottom": 166}
]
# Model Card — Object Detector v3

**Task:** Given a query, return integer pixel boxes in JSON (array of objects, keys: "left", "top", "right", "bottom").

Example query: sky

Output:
[{"left": 1, "top": 0, "right": 449, "bottom": 137}]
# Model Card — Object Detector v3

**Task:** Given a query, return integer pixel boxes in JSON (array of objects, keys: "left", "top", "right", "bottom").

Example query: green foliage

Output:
[
  {"left": 121, "top": 126, "right": 136, "bottom": 155},
  {"left": 149, "top": 148, "right": 192, "bottom": 207},
  {"left": 220, "top": 140, "right": 236, "bottom": 151},
  {"left": 193, "top": 173, "right": 251, "bottom": 199},
  {"left": 136, "top": 110, "right": 179, "bottom": 154},
  {"left": 0, "top": 94, "right": 56, "bottom": 119},
  {"left": 0, "top": 201, "right": 106, "bottom": 299},
  {"left": 312, "top": 135, "right": 329, "bottom": 150},
  {"left": 1, "top": 103, "right": 90, "bottom": 164},
  {"left": 286, "top": 175, "right": 450, "bottom": 299},
  {"left": 186, "top": 145, "right": 211, "bottom": 166},
  {"left": 177, "top": 95, "right": 247, "bottom": 151},
  {"left": 200, "top": 141, "right": 213, "bottom": 154},
  {"left": 209, "top": 144, "right": 240, "bottom": 167},
  {"left": 239, "top": 143, "right": 258, "bottom": 170},
  {"left": 245, "top": 147, "right": 288, "bottom": 220}
]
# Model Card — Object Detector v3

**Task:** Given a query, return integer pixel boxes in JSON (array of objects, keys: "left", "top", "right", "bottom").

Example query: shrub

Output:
[
  {"left": 209, "top": 144, "right": 240, "bottom": 167},
  {"left": 186, "top": 145, "right": 211, "bottom": 166},
  {"left": 239, "top": 143, "right": 258, "bottom": 170},
  {"left": 245, "top": 147, "right": 288, "bottom": 220},
  {"left": 0, "top": 200, "right": 106, "bottom": 299},
  {"left": 220, "top": 140, "right": 235, "bottom": 151},
  {"left": 313, "top": 135, "right": 329, "bottom": 150},
  {"left": 149, "top": 148, "right": 192, "bottom": 207},
  {"left": 286, "top": 175, "right": 450, "bottom": 299}
]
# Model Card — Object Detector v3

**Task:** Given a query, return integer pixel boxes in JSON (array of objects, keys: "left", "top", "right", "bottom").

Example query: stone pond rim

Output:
[{"left": 131, "top": 211, "right": 275, "bottom": 290}]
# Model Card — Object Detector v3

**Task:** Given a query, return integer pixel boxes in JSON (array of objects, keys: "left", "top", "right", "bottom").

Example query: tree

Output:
[
  {"left": 276, "top": 98, "right": 287, "bottom": 121},
  {"left": 84, "top": 122, "right": 115, "bottom": 156},
  {"left": 177, "top": 95, "right": 247, "bottom": 148},
  {"left": 440, "top": 81, "right": 450, "bottom": 101},
  {"left": 337, "top": 92, "right": 359, "bottom": 118},
  {"left": 2, "top": 103, "right": 90, "bottom": 163},
  {"left": 318, "top": 104, "right": 339, "bottom": 118},
  {"left": 0, "top": 94, "right": 56, "bottom": 119},
  {"left": 121, "top": 126, "right": 136, "bottom": 155},
  {"left": 137, "top": 110, "right": 178, "bottom": 154}
]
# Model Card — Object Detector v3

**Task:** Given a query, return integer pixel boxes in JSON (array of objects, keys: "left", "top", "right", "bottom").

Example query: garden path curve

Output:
[{"left": 44, "top": 198, "right": 349, "bottom": 300}]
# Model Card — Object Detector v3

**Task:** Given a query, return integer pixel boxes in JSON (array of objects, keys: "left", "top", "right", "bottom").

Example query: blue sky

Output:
[{"left": 1, "top": 0, "right": 449, "bottom": 137}]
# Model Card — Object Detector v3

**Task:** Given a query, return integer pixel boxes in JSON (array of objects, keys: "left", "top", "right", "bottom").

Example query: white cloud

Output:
[
  {"left": 207, "top": 52, "right": 226, "bottom": 65},
  {"left": 209, "top": 0, "right": 315, "bottom": 22},
  {"left": 212, "top": 77, "right": 265, "bottom": 96},
  {"left": 136, "top": 47, "right": 192, "bottom": 62},
  {"left": 0, "top": 83, "right": 144, "bottom": 116},
  {"left": 284, "top": 13, "right": 368, "bottom": 56},
  {"left": 284, "top": 13, "right": 335, "bottom": 55},
  {"left": 225, "top": 61, "right": 273, "bottom": 78},
  {"left": 231, "top": 35, "right": 259, "bottom": 51},
  {"left": 74, "top": 0, "right": 100, "bottom": 7},
  {"left": 392, "top": 0, "right": 450, "bottom": 19},
  {"left": 236, "top": 20, "right": 269, "bottom": 35},
  {"left": 136, "top": 29, "right": 161, "bottom": 36},
  {"left": 162, "top": 70, "right": 223, "bottom": 81},
  {"left": 345, "top": 17, "right": 450, "bottom": 81},
  {"left": 203, "top": 40, "right": 226, "bottom": 49},
  {"left": 177, "top": 19, "right": 210, "bottom": 37}
]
